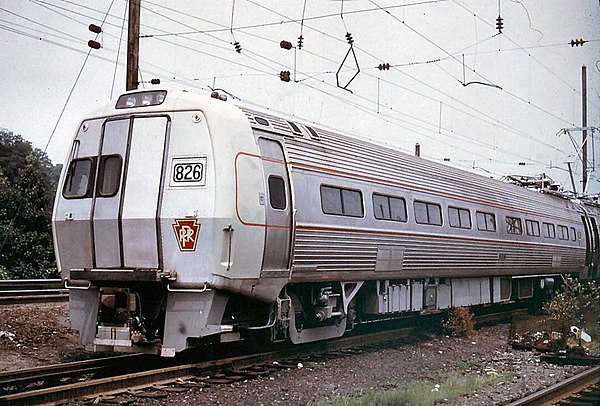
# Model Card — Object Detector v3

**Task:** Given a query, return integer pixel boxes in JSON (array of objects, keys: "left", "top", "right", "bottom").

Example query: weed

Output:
[
  {"left": 319, "top": 371, "right": 505, "bottom": 406},
  {"left": 443, "top": 307, "right": 475, "bottom": 337}
]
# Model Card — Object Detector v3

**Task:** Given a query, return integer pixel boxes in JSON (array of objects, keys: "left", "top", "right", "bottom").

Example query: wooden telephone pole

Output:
[
  {"left": 582, "top": 65, "right": 588, "bottom": 192},
  {"left": 126, "top": 0, "right": 140, "bottom": 91}
]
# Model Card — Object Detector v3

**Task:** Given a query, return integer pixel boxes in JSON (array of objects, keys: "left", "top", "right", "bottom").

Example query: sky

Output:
[{"left": 0, "top": 0, "right": 599, "bottom": 193}]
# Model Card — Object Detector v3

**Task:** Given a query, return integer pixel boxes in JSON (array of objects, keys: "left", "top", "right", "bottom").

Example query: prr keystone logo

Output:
[{"left": 172, "top": 219, "right": 201, "bottom": 251}]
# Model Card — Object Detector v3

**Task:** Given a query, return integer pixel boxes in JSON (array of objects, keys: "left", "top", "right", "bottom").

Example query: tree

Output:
[{"left": 0, "top": 128, "right": 61, "bottom": 279}]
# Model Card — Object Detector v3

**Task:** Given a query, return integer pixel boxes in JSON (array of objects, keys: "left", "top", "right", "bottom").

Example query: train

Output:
[{"left": 52, "top": 89, "right": 599, "bottom": 356}]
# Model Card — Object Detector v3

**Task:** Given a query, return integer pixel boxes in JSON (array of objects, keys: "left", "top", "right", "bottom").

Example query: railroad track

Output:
[
  {"left": 0, "top": 304, "right": 524, "bottom": 404},
  {"left": 507, "top": 366, "right": 600, "bottom": 406},
  {"left": 0, "top": 325, "right": 419, "bottom": 405},
  {"left": 0, "top": 279, "right": 67, "bottom": 304}
]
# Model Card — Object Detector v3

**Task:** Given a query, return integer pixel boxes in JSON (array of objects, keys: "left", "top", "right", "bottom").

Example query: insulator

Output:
[
  {"left": 570, "top": 38, "right": 586, "bottom": 47},
  {"left": 518, "top": 162, "right": 526, "bottom": 166},
  {"left": 279, "top": 71, "right": 291, "bottom": 82},
  {"left": 233, "top": 41, "right": 242, "bottom": 53},
  {"left": 495, "top": 15, "right": 504, "bottom": 32},
  {"left": 280, "top": 40, "right": 293, "bottom": 50},
  {"left": 88, "top": 24, "right": 102, "bottom": 34},
  {"left": 150, "top": 78, "right": 161, "bottom": 85},
  {"left": 297, "top": 35, "right": 304, "bottom": 49},
  {"left": 345, "top": 32, "right": 354, "bottom": 45},
  {"left": 377, "top": 63, "right": 390, "bottom": 71},
  {"left": 88, "top": 40, "right": 101, "bottom": 49},
  {"left": 443, "top": 158, "right": 450, "bottom": 162}
]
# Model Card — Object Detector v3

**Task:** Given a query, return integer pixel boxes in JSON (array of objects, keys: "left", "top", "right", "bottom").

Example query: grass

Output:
[{"left": 319, "top": 371, "right": 506, "bottom": 406}]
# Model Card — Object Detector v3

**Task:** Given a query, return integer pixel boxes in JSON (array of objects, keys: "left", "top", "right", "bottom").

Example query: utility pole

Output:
[
  {"left": 126, "top": 0, "right": 140, "bottom": 91},
  {"left": 582, "top": 65, "right": 588, "bottom": 192}
]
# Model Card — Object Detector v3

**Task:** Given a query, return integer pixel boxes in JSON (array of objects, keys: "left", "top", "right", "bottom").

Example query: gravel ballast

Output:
[{"left": 0, "top": 303, "right": 588, "bottom": 405}]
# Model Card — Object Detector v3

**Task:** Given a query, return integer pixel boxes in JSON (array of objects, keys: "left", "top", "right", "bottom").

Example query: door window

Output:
[
  {"left": 97, "top": 155, "right": 123, "bottom": 197},
  {"left": 268, "top": 175, "right": 286, "bottom": 210}
]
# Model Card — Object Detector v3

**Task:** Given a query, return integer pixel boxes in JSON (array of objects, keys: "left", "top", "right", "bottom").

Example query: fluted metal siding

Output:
[{"left": 291, "top": 227, "right": 583, "bottom": 282}]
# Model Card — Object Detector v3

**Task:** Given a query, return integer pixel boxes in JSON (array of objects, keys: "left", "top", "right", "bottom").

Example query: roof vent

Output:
[
  {"left": 287, "top": 121, "right": 302, "bottom": 135},
  {"left": 305, "top": 125, "right": 320, "bottom": 140},
  {"left": 255, "top": 116, "right": 270, "bottom": 126}
]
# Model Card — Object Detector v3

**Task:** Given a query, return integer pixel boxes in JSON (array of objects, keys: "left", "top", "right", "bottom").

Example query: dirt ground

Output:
[
  {"left": 0, "top": 302, "right": 88, "bottom": 371},
  {"left": 0, "top": 303, "right": 589, "bottom": 405}
]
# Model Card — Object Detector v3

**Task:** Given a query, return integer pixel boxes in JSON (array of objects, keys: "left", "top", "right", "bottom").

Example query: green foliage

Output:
[
  {"left": 320, "top": 371, "right": 505, "bottom": 406},
  {"left": 444, "top": 307, "right": 475, "bottom": 337},
  {"left": 543, "top": 276, "right": 600, "bottom": 326},
  {"left": 0, "top": 128, "right": 61, "bottom": 279}
]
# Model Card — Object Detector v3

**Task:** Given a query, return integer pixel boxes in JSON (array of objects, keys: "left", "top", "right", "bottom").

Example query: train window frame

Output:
[
  {"left": 506, "top": 216, "right": 523, "bottom": 235},
  {"left": 448, "top": 206, "right": 472, "bottom": 229},
  {"left": 320, "top": 185, "right": 364, "bottom": 218},
  {"left": 557, "top": 225, "right": 569, "bottom": 240},
  {"left": 96, "top": 154, "right": 123, "bottom": 198},
  {"left": 570, "top": 226, "right": 577, "bottom": 241},
  {"left": 373, "top": 193, "right": 408, "bottom": 222},
  {"left": 62, "top": 157, "right": 97, "bottom": 199},
  {"left": 543, "top": 222, "right": 556, "bottom": 239},
  {"left": 414, "top": 200, "right": 443, "bottom": 226},
  {"left": 476, "top": 211, "right": 496, "bottom": 232},
  {"left": 525, "top": 219, "right": 541, "bottom": 237},
  {"left": 268, "top": 175, "right": 287, "bottom": 210}
]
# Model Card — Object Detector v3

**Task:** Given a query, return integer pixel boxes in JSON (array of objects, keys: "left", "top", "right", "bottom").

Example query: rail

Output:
[
  {"left": 0, "top": 297, "right": 527, "bottom": 404},
  {"left": 0, "top": 325, "right": 418, "bottom": 405},
  {"left": 507, "top": 366, "right": 600, "bottom": 406},
  {"left": 0, "top": 279, "right": 68, "bottom": 304}
]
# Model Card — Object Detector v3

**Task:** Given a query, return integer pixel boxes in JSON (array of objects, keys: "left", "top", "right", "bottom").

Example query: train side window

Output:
[
  {"left": 342, "top": 189, "right": 363, "bottom": 217},
  {"left": 506, "top": 216, "right": 523, "bottom": 235},
  {"left": 97, "top": 155, "right": 122, "bottom": 197},
  {"left": 543, "top": 222, "right": 556, "bottom": 239},
  {"left": 414, "top": 200, "right": 442, "bottom": 226},
  {"left": 448, "top": 206, "right": 471, "bottom": 229},
  {"left": 476, "top": 211, "right": 496, "bottom": 232},
  {"left": 320, "top": 185, "right": 363, "bottom": 217},
  {"left": 525, "top": 220, "right": 540, "bottom": 237},
  {"left": 570, "top": 226, "right": 577, "bottom": 241},
  {"left": 557, "top": 225, "right": 569, "bottom": 240},
  {"left": 268, "top": 175, "right": 286, "bottom": 210},
  {"left": 62, "top": 157, "right": 97, "bottom": 199},
  {"left": 373, "top": 193, "right": 407, "bottom": 222}
]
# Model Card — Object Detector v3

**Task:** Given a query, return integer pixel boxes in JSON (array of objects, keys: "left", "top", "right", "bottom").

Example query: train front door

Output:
[
  {"left": 92, "top": 116, "right": 168, "bottom": 269},
  {"left": 258, "top": 138, "right": 292, "bottom": 273}
]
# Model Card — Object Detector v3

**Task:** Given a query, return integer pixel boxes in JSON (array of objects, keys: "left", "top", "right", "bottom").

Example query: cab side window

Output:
[{"left": 63, "top": 157, "right": 97, "bottom": 199}]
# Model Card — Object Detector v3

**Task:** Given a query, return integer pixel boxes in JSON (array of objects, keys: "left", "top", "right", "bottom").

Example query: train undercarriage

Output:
[{"left": 76, "top": 274, "right": 561, "bottom": 356}]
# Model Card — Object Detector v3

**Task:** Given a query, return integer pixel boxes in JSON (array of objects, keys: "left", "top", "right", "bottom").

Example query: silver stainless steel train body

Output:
[{"left": 52, "top": 89, "right": 598, "bottom": 356}]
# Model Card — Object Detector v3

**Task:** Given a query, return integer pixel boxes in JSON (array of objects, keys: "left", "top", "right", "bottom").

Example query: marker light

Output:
[
  {"left": 116, "top": 90, "right": 167, "bottom": 109},
  {"left": 141, "top": 93, "right": 153, "bottom": 106}
]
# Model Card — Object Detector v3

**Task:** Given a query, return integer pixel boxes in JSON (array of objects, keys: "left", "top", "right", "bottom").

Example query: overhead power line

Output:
[{"left": 6, "top": 1, "right": 582, "bottom": 175}]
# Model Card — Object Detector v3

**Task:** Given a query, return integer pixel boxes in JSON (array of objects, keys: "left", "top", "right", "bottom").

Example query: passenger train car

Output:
[{"left": 53, "top": 89, "right": 599, "bottom": 356}]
